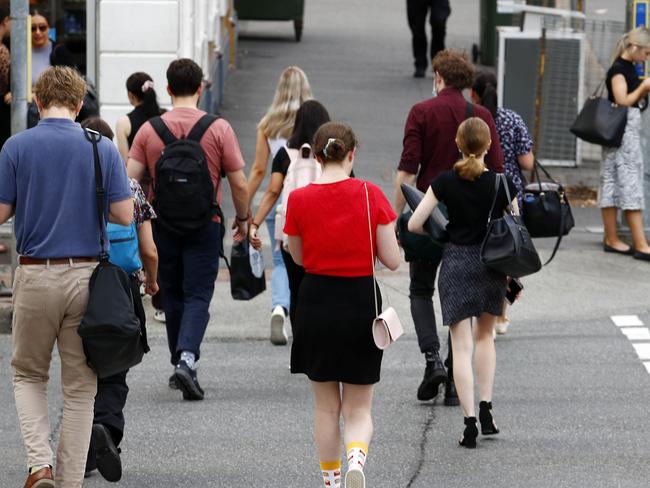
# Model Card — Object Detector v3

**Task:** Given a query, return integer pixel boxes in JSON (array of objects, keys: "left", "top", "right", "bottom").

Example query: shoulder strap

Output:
[
  {"left": 364, "top": 182, "right": 379, "bottom": 318},
  {"left": 486, "top": 173, "right": 502, "bottom": 225},
  {"left": 83, "top": 128, "right": 108, "bottom": 260},
  {"left": 149, "top": 116, "right": 177, "bottom": 146},
  {"left": 187, "top": 114, "right": 220, "bottom": 143},
  {"left": 464, "top": 101, "right": 474, "bottom": 120}
]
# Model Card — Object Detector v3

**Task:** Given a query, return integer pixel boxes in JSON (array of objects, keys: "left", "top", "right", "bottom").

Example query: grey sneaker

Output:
[{"left": 345, "top": 468, "right": 365, "bottom": 488}]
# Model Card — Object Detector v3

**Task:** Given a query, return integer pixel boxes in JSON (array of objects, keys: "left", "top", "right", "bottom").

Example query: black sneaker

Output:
[
  {"left": 174, "top": 360, "right": 204, "bottom": 400},
  {"left": 91, "top": 423, "right": 122, "bottom": 482},
  {"left": 417, "top": 352, "right": 447, "bottom": 401},
  {"left": 444, "top": 375, "right": 460, "bottom": 406},
  {"left": 168, "top": 373, "right": 179, "bottom": 390}
]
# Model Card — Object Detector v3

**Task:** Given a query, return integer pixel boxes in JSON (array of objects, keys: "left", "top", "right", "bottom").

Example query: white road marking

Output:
[
  {"left": 612, "top": 315, "right": 650, "bottom": 376},
  {"left": 621, "top": 328, "right": 650, "bottom": 341},
  {"left": 632, "top": 344, "right": 650, "bottom": 360},
  {"left": 611, "top": 315, "right": 644, "bottom": 327}
]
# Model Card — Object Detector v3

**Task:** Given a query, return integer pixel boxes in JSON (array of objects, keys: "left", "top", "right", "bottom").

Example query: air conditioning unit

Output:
[{"left": 497, "top": 28, "right": 585, "bottom": 166}]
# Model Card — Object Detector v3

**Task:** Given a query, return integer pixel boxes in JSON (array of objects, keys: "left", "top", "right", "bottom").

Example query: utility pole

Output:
[
  {"left": 10, "top": 0, "right": 27, "bottom": 136},
  {"left": 8, "top": 0, "right": 28, "bottom": 286}
]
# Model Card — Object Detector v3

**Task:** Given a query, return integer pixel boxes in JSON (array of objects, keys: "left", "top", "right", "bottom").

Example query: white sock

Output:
[
  {"left": 180, "top": 351, "right": 196, "bottom": 369},
  {"left": 346, "top": 442, "right": 367, "bottom": 471},
  {"left": 320, "top": 460, "right": 341, "bottom": 488},
  {"left": 29, "top": 464, "right": 50, "bottom": 474}
]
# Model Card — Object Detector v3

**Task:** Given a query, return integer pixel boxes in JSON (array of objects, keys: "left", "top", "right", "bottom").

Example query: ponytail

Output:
[
  {"left": 454, "top": 154, "right": 485, "bottom": 181},
  {"left": 613, "top": 33, "right": 630, "bottom": 61},
  {"left": 125, "top": 72, "right": 162, "bottom": 119},
  {"left": 473, "top": 71, "right": 498, "bottom": 118},
  {"left": 454, "top": 117, "right": 491, "bottom": 181}
]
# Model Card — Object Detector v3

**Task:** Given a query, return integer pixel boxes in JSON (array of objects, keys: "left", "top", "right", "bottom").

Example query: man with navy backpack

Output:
[{"left": 128, "top": 58, "right": 249, "bottom": 401}]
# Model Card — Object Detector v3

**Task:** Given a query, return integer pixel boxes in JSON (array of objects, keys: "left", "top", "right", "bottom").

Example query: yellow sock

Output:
[
  {"left": 346, "top": 441, "right": 368, "bottom": 470},
  {"left": 320, "top": 460, "right": 341, "bottom": 488}
]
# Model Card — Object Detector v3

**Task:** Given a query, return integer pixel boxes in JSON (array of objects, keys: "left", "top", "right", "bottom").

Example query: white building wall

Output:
[{"left": 96, "top": 0, "right": 228, "bottom": 137}]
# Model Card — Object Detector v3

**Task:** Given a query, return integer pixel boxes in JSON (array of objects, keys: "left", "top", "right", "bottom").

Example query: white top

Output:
[{"left": 267, "top": 137, "right": 287, "bottom": 159}]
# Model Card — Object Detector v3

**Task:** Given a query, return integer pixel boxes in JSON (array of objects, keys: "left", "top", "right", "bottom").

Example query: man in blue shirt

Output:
[{"left": 0, "top": 66, "right": 132, "bottom": 488}]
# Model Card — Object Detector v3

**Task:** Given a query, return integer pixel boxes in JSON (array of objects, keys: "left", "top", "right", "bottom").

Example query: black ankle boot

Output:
[
  {"left": 479, "top": 401, "right": 500, "bottom": 435},
  {"left": 444, "top": 374, "right": 460, "bottom": 406},
  {"left": 417, "top": 350, "right": 447, "bottom": 401},
  {"left": 459, "top": 417, "right": 478, "bottom": 448}
]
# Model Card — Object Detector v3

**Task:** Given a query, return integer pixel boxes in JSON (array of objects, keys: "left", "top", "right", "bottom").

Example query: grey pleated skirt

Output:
[{"left": 438, "top": 243, "right": 507, "bottom": 326}]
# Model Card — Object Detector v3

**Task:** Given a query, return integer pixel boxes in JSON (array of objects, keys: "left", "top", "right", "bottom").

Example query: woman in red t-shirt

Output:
[{"left": 284, "top": 122, "right": 400, "bottom": 488}]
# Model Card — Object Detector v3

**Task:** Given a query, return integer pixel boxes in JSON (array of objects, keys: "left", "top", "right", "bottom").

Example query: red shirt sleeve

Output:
[
  {"left": 368, "top": 182, "right": 397, "bottom": 224},
  {"left": 398, "top": 104, "right": 423, "bottom": 175},
  {"left": 283, "top": 191, "right": 301, "bottom": 236}
]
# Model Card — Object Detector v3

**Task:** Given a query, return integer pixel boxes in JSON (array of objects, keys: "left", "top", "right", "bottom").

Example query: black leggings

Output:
[{"left": 280, "top": 247, "right": 305, "bottom": 336}]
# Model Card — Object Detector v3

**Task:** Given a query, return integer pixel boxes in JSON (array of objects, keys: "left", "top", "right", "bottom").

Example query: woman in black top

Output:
[
  {"left": 116, "top": 72, "right": 163, "bottom": 163},
  {"left": 409, "top": 117, "right": 517, "bottom": 449},
  {"left": 600, "top": 27, "right": 650, "bottom": 261},
  {"left": 249, "top": 100, "right": 330, "bottom": 328}
]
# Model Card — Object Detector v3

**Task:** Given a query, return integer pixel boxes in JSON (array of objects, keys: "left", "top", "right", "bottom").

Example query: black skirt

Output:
[
  {"left": 438, "top": 243, "right": 506, "bottom": 326},
  {"left": 291, "top": 274, "right": 383, "bottom": 384}
]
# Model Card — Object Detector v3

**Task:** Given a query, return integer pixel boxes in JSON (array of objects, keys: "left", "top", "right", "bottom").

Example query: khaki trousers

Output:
[{"left": 12, "top": 262, "right": 97, "bottom": 488}]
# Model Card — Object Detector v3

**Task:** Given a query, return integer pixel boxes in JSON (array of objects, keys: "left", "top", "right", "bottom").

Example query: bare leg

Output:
[
  {"left": 449, "top": 319, "right": 475, "bottom": 417},
  {"left": 341, "top": 383, "right": 374, "bottom": 448},
  {"left": 624, "top": 210, "right": 650, "bottom": 253},
  {"left": 602, "top": 207, "right": 631, "bottom": 251},
  {"left": 311, "top": 381, "right": 342, "bottom": 461},
  {"left": 474, "top": 313, "right": 497, "bottom": 402}
]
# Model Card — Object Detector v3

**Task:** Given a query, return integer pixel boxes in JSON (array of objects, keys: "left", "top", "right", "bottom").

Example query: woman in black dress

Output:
[{"left": 409, "top": 117, "right": 517, "bottom": 448}]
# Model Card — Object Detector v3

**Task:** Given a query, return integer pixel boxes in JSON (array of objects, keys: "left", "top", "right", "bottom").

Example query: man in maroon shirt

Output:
[{"left": 393, "top": 50, "right": 503, "bottom": 406}]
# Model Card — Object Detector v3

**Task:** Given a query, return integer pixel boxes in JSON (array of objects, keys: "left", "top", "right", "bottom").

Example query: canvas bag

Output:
[{"left": 275, "top": 144, "right": 322, "bottom": 248}]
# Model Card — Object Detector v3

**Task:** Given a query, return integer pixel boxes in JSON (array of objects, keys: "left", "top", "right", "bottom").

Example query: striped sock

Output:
[
  {"left": 320, "top": 460, "right": 341, "bottom": 488},
  {"left": 346, "top": 442, "right": 368, "bottom": 471}
]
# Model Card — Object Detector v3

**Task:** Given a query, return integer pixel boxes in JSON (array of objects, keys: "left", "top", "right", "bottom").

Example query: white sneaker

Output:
[
  {"left": 495, "top": 319, "right": 510, "bottom": 335},
  {"left": 270, "top": 305, "right": 288, "bottom": 345},
  {"left": 345, "top": 468, "right": 365, "bottom": 488},
  {"left": 154, "top": 310, "right": 166, "bottom": 323}
]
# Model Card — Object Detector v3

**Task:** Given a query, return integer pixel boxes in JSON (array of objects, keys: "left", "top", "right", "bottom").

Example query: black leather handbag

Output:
[
  {"left": 78, "top": 129, "right": 147, "bottom": 378},
  {"left": 523, "top": 160, "right": 575, "bottom": 265},
  {"left": 570, "top": 82, "right": 628, "bottom": 147},
  {"left": 480, "top": 174, "right": 542, "bottom": 278}
]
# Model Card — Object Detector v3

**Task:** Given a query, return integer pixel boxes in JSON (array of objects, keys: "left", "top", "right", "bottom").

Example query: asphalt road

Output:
[{"left": 1, "top": 1, "right": 648, "bottom": 487}]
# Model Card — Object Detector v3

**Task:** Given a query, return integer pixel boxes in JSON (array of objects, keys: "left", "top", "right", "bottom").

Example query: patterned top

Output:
[
  {"left": 130, "top": 178, "right": 155, "bottom": 226},
  {"left": 495, "top": 107, "right": 533, "bottom": 209},
  {"left": 0, "top": 44, "right": 9, "bottom": 96}
]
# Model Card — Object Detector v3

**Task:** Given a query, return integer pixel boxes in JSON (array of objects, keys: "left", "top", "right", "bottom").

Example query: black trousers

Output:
[
  {"left": 92, "top": 275, "right": 147, "bottom": 446},
  {"left": 409, "top": 259, "right": 452, "bottom": 369},
  {"left": 406, "top": 0, "right": 451, "bottom": 70},
  {"left": 280, "top": 247, "right": 305, "bottom": 336}
]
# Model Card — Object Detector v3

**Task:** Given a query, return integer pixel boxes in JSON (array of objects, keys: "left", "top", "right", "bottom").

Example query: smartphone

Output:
[{"left": 505, "top": 278, "right": 523, "bottom": 305}]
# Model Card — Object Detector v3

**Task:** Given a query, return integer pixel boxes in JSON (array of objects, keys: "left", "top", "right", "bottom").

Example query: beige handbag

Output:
[{"left": 363, "top": 183, "right": 404, "bottom": 350}]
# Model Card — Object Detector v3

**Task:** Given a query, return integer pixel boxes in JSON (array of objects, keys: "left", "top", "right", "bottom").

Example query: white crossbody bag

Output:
[{"left": 364, "top": 182, "right": 404, "bottom": 350}]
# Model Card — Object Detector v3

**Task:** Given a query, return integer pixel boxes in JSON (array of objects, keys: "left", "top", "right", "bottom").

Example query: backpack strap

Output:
[
  {"left": 464, "top": 101, "right": 474, "bottom": 120},
  {"left": 187, "top": 114, "right": 220, "bottom": 143},
  {"left": 149, "top": 116, "right": 177, "bottom": 146}
]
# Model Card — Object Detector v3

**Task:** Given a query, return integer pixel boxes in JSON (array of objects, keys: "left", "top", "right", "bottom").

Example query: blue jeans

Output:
[
  {"left": 265, "top": 203, "right": 291, "bottom": 312},
  {"left": 153, "top": 221, "right": 223, "bottom": 365}
]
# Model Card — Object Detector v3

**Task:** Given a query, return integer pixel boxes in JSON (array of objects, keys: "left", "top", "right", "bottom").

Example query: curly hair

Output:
[{"left": 432, "top": 49, "right": 475, "bottom": 90}]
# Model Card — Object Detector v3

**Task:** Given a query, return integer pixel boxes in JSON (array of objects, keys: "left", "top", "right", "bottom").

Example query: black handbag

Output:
[
  {"left": 480, "top": 174, "right": 542, "bottom": 278},
  {"left": 77, "top": 129, "right": 147, "bottom": 378},
  {"left": 570, "top": 81, "right": 628, "bottom": 147},
  {"left": 229, "top": 238, "right": 266, "bottom": 300},
  {"left": 523, "top": 160, "right": 575, "bottom": 265}
]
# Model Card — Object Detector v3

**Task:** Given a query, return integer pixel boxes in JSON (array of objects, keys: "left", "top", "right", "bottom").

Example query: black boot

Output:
[
  {"left": 417, "top": 350, "right": 447, "bottom": 401},
  {"left": 479, "top": 401, "right": 500, "bottom": 435},
  {"left": 459, "top": 417, "right": 478, "bottom": 448},
  {"left": 444, "top": 372, "right": 460, "bottom": 406}
]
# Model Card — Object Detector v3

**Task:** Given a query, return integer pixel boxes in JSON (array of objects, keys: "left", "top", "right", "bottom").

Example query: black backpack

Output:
[{"left": 150, "top": 114, "right": 220, "bottom": 235}]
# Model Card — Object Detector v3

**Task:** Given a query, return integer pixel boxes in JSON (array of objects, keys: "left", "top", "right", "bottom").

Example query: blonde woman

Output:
[
  {"left": 600, "top": 27, "right": 650, "bottom": 261},
  {"left": 247, "top": 66, "right": 313, "bottom": 345},
  {"left": 409, "top": 118, "right": 517, "bottom": 448}
]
